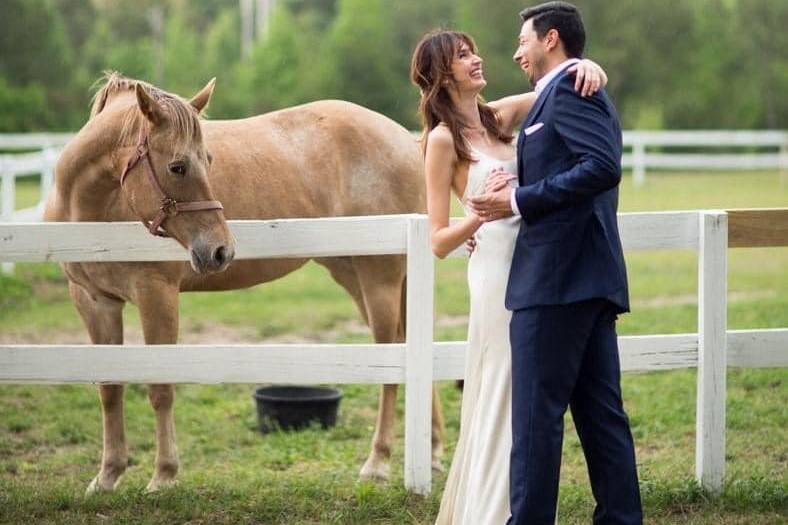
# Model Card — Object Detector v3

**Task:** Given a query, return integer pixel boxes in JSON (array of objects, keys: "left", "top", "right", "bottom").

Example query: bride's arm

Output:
[
  {"left": 424, "top": 126, "right": 483, "bottom": 259},
  {"left": 488, "top": 92, "right": 538, "bottom": 135},
  {"left": 489, "top": 58, "right": 608, "bottom": 134}
]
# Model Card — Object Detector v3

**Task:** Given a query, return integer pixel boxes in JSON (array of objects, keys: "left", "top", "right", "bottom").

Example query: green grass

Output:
[
  {"left": 12, "top": 176, "right": 42, "bottom": 210},
  {"left": 0, "top": 373, "right": 785, "bottom": 524},
  {"left": 1, "top": 170, "right": 787, "bottom": 523}
]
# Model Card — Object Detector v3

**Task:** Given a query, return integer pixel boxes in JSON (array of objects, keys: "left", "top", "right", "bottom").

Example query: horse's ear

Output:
[
  {"left": 135, "top": 84, "right": 166, "bottom": 126},
  {"left": 189, "top": 78, "right": 216, "bottom": 114}
]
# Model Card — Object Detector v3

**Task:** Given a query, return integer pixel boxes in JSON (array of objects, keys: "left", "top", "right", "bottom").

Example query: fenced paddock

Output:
[{"left": 1, "top": 210, "right": 786, "bottom": 496}]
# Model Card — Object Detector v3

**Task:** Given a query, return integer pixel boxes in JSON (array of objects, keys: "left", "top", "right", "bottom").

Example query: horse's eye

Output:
[{"left": 168, "top": 162, "right": 187, "bottom": 175}]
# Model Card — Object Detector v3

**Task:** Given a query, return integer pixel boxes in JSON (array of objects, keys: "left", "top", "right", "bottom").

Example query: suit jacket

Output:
[{"left": 505, "top": 65, "right": 629, "bottom": 313}]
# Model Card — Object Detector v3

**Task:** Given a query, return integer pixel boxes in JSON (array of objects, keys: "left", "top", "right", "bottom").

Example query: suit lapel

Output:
[
  {"left": 523, "top": 71, "right": 563, "bottom": 128},
  {"left": 523, "top": 90, "right": 548, "bottom": 129},
  {"left": 518, "top": 68, "right": 572, "bottom": 183},
  {"left": 517, "top": 75, "right": 559, "bottom": 183},
  {"left": 517, "top": 126, "right": 527, "bottom": 185}
]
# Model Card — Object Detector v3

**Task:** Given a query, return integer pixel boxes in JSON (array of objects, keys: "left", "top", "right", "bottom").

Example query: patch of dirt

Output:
[
  {"left": 4, "top": 287, "right": 773, "bottom": 345},
  {"left": 0, "top": 316, "right": 469, "bottom": 345}
]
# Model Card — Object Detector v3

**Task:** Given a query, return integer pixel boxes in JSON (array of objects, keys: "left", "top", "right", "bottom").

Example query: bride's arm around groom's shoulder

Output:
[{"left": 488, "top": 58, "right": 608, "bottom": 135}]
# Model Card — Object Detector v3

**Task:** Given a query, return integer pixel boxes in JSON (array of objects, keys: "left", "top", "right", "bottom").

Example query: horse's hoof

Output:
[
  {"left": 359, "top": 457, "right": 390, "bottom": 482},
  {"left": 85, "top": 475, "right": 115, "bottom": 496},
  {"left": 432, "top": 459, "right": 446, "bottom": 473},
  {"left": 145, "top": 477, "right": 179, "bottom": 493}
]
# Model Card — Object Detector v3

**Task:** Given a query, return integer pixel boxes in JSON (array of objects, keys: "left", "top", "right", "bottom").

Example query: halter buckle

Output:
[{"left": 160, "top": 197, "right": 178, "bottom": 217}]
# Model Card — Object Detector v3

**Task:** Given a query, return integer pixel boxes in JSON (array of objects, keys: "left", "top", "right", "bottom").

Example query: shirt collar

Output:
[{"left": 535, "top": 58, "right": 581, "bottom": 95}]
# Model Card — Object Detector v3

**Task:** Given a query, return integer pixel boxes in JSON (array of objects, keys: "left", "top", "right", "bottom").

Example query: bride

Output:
[{"left": 409, "top": 30, "right": 607, "bottom": 524}]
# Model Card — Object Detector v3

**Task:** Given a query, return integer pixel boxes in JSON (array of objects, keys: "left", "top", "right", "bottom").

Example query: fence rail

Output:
[
  {"left": 622, "top": 130, "right": 788, "bottom": 185},
  {"left": 1, "top": 130, "right": 786, "bottom": 239},
  {"left": 8, "top": 329, "right": 786, "bottom": 385},
  {"left": 1, "top": 210, "right": 787, "bottom": 495}
]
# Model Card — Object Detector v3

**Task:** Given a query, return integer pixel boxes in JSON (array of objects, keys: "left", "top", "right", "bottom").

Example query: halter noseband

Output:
[{"left": 119, "top": 131, "right": 224, "bottom": 237}]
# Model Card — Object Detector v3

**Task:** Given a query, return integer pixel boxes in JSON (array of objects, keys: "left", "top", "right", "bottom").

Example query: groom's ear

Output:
[{"left": 544, "top": 28, "right": 561, "bottom": 52}]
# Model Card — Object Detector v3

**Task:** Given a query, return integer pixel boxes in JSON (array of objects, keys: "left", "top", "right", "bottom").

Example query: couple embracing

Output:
[{"left": 411, "top": 3, "right": 643, "bottom": 524}]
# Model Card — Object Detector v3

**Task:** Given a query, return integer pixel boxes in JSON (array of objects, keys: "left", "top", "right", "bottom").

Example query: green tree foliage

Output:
[
  {"left": 323, "top": 0, "right": 410, "bottom": 122},
  {"left": 237, "top": 5, "right": 307, "bottom": 114},
  {"left": 456, "top": 0, "right": 530, "bottom": 103},
  {"left": 0, "top": 0, "right": 74, "bottom": 130},
  {"left": 0, "top": 0, "right": 785, "bottom": 131},
  {"left": 0, "top": 79, "right": 48, "bottom": 132},
  {"left": 163, "top": 12, "right": 207, "bottom": 96},
  {"left": 202, "top": 8, "right": 245, "bottom": 117},
  {"left": 738, "top": 0, "right": 788, "bottom": 129}
]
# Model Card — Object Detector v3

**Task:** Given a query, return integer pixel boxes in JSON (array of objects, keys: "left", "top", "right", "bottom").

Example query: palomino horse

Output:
[{"left": 44, "top": 73, "right": 444, "bottom": 493}]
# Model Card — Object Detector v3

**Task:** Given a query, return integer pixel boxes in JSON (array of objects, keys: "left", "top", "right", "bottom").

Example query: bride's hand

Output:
[
  {"left": 567, "top": 59, "right": 608, "bottom": 97},
  {"left": 485, "top": 167, "right": 517, "bottom": 193},
  {"left": 465, "top": 235, "right": 477, "bottom": 256}
]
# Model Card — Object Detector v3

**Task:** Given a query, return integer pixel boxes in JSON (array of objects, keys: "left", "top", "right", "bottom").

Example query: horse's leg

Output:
[
  {"left": 135, "top": 282, "right": 180, "bottom": 492},
  {"left": 317, "top": 256, "right": 395, "bottom": 480},
  {"left": 314, "top": 257, "right": 368, "bottom": 325},
  {"left": 68, "top": 282, "right": 127, "bottom": 494},
  {"left": 342, "top": 256, "right": 443, "bottom": 481}
]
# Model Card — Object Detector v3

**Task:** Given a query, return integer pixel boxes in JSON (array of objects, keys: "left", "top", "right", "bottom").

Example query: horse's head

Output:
[{"left": 119, "top": 79, "right": 235, "bottom": 274}]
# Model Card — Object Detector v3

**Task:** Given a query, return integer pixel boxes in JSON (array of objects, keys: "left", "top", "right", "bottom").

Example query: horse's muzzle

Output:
[{"left": 190, "top": 240, "right": 235, "bottom": 274}]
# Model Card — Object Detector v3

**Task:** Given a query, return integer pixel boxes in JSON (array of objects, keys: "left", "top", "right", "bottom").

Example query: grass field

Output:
[{"left": 1, "top": 171, "right": 786, "bottom": 524}]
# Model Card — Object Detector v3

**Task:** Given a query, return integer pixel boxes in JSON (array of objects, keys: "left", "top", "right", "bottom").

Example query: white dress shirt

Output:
[{"left": 510, "top": 58, "right": 581, "bottom": 216}]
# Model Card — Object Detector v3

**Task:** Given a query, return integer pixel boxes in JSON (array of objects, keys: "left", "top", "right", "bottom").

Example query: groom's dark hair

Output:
[{"left": 520, "top": 2, "right": 586, "bottom": 58}]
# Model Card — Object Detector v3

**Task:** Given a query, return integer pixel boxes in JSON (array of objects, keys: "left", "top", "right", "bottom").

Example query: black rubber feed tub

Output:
[{"left": 253, "top": 386, "right": 343, "bottom": 433}]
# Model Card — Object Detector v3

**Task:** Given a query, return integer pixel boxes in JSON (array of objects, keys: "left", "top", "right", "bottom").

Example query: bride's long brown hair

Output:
[{"left": 410, "top": 30, "right": 512, "bottom": 163}]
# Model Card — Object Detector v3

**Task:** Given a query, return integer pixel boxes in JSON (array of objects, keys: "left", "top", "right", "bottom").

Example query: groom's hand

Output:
[
  {"left": 485, "top": 167, "right": 517, "bottom": 193},
  {"left": 468, "top": 189, "right": 515, "bottom": 223}
]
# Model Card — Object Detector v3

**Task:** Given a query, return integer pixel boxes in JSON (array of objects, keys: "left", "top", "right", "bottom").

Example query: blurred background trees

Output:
[{"left": 0, "top": 0, "right": 785, "bottom": 131}]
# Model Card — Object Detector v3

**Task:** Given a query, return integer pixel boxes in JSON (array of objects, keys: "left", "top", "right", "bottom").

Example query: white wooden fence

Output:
[
  {"left": 2, "top": 129, "right": 786, "bottom": 245},
  {"left": 622, "top": 130, "right": 788, "bottom": 186},
  {"left": 1, "top": 211, "right": 786, "bottom": 495},
  {"left": 0, "top": 134, "right": 69, "bottom": 273}
]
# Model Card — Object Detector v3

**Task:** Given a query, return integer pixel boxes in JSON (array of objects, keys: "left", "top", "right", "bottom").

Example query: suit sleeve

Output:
[{"left": 514, "top": 74, "right": 622, "bottom": 222}]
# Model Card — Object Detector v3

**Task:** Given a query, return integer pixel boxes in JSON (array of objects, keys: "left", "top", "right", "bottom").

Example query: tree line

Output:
[{"left": 0, "top": 0, "right": 785, "bottom": 132}]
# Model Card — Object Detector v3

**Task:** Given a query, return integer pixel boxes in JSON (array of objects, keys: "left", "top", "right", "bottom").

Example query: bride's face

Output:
[{"left": 449, "top": 41, "right": 486, "bottom": 94}]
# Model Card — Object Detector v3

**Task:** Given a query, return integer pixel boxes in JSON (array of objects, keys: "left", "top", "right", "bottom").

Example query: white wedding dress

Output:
[{"left": 435, "top": 145, "right": 520, "bottom": 525}]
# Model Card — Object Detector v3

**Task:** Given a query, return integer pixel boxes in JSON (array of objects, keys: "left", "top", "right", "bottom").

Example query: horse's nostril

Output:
[{"left": 213, "top": 246, "right": 226, "bottom": 266}]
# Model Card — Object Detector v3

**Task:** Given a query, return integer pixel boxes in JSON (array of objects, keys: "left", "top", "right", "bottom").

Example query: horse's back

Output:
[{"left": 203, "top": 101, "right": 425, "bottom": 219}]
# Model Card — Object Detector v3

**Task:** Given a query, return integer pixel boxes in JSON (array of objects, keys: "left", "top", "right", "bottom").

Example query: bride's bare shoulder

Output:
[
  {"left": 427, "top": 123, "right": 454, "bottom": 144},
  {"left": 426, "top": 124, "right": 457, "bottom": 159}
]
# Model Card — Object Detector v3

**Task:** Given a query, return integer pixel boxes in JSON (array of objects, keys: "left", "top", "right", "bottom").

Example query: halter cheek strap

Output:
[{"left": 119, "top": 131, "right": 224, "bottom": 237}]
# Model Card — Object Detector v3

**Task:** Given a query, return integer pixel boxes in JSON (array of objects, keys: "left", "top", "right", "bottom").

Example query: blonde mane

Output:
[{"left": 90, "top": 71, "right": 202, "bottom": 153}]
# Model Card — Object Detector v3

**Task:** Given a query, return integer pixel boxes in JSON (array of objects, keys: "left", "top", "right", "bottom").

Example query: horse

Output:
[{"left": 44, "top": 73, "right": 445, "bottom": 493}]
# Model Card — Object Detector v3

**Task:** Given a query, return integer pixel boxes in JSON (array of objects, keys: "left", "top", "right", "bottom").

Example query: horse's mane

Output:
[{"left": 90, "top": 71, "right": 202, "bottom": 153}]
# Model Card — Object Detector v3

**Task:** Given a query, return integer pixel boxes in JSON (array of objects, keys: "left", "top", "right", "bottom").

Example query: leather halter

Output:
[{"left": 119, "top": 131, "right": 223, "bottom": 237}]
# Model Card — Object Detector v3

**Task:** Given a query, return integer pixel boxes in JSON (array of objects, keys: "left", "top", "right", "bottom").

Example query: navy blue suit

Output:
[{"left": 505, "top": 66, "right": 642, "bottom": 525}]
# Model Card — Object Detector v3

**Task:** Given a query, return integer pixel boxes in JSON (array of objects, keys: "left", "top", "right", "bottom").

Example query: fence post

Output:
[
  {"left": 779, "top": 136, "right": 788, "bottom": 178},
  {"left": 38, "top": 147, "right": 57, "bottom": 217},
  {"left": 696, "top": 210, "right": 727, "bottom": 494},
  {"left": 1, "top": 157, "right": 15, "bottom": 274},
  {"left": 404, "top": 215, "right": 433, "bottom": 495},
  {"left": 633, "top": 140, "right": 646, "bottom": 187}
]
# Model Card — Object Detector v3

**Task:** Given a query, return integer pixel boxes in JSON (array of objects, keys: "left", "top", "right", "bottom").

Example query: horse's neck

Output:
[{"left": 49, "top": 108, "right": 133, "bottom": 222}]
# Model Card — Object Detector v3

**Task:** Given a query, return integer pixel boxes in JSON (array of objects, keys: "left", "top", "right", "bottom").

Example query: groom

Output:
[{"left": 469, "top": 2, "right": 643, "bottom": 524}]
